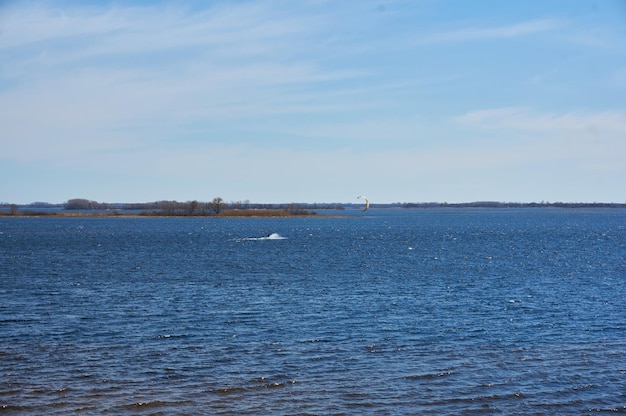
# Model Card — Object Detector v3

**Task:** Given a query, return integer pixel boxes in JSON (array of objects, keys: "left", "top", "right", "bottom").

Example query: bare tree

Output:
[{"left": 211, "top": 197, "right": 224, "bottom": 215}]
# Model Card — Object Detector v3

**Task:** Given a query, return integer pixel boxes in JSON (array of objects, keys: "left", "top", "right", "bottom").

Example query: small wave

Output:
[
  {"left": 215, "top": 386, "right": 247, "bottom": 395},
  {"left": 1, "top": 405, "right": 31, "bottom": 411},
  {"left": 250, "top": 381, "right": 288, "bottom": 391},
  {"left": 214, "top": 378, "right": 296, "bottom": 395},
  {"left": 588, "top": 406, "right": 626, "bottom": 412},
  {"left": 404, "top": 370, "right": 455, "bottom": 380},
  {"left": 117, "top": 400, "right": 193, "bottom": 410}
]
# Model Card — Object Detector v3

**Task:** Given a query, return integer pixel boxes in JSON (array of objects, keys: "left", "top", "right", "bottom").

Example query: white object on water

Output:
[
  {"left": 234, "top": 233, "right": 287, "bottom": 241},
  {"left": 264, "top": 233, "right": 286, "bottom": 240}
]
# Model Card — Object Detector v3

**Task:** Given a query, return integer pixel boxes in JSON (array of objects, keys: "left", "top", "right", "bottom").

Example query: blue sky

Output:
[{"left": 1, "top": 0, "right": 625, "bottom": 204}]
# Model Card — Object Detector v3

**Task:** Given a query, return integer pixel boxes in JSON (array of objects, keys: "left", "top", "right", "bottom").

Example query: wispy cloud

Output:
[
  {"left": 454, "top": 107, "right": 626, "bottom": 175},
  {"left": 0, "top": 2, "right": 308, "bottom": 51},
  {"left": 418, "top": 18, "right": 561, "bottom": 45},
  {"left": 455, "top": 107, "right": 626, "bottom": 133},
  {"left": 0, "top": 2, "right": 319, "bottom": 79},
  {"left": 1, "top": 1, "right": 624, "bottom": 203},
  {"left": 0, "top": 1, "right": 375, "bottom": 160}
]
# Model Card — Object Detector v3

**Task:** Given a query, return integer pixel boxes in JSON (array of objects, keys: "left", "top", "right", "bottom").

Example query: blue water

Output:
[{"left": 1, "top": 209, "right": 625, "bottom": 414}]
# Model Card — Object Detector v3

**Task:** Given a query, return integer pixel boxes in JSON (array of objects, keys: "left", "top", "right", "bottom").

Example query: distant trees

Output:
[
  {"left": 65, "top": 198, "right": 111, "bottom": 210},
  {"left": 156, "top": 201, "right": 182, "bottom": 216},
  {"left": 126, "top": 198, "right": 226, "bottom": 216},
  {"left": 285, "top": 203, "right": 308, "bottom": 215},
  {"left": 57, "top": 198, "right": 337, "bottom": 214},
  {"left": 396, "top": 201, "right": 626, "bottom": 209},
  {"left": 188, "top": 200, "right": 199, "bottom": 216},
  {"left": 229, "top": 200, "right": 250, "bottom": 210}
]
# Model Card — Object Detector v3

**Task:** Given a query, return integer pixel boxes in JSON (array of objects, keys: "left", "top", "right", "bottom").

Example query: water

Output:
[{"left": 1, "top": 209, "right": 625, "bottom": 414}]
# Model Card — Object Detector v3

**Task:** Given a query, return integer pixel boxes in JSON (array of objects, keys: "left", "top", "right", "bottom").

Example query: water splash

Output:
[{"left": 234, "top": 233, "right": 287, "bottom": 241}]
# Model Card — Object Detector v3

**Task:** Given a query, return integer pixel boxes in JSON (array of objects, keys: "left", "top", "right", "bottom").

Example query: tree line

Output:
[
  {"left": 394, "top": 201, "right": 626, "bottom": 209},
  {"left": 64, "top": 197, "right": 228, "bottom": 215},
  {"left": 2, "top": 199, "right": 625, "bottom": 217},
  {"left": 62, "top": 198, "right": 318, "bottom": 216}
]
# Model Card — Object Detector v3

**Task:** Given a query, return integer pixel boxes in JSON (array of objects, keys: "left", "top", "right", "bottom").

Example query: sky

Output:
[{"left": 1, "top": 0, "right": 625, "bottom": 204}]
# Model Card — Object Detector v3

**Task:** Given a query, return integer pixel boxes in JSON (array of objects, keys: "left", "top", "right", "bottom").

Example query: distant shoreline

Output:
[
  {"left": 2, "top": 201, "right": 625, "bottom": 213},
  {"left": 1, "top": 204, "right": 625, "bottom": 219}
]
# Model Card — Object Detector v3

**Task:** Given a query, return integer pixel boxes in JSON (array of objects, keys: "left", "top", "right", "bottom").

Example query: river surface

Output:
[{"left": 1, "top": 209, "right": 625, "bottom": 414}]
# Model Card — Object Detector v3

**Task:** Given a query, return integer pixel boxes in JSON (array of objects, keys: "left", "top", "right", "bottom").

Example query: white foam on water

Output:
[
  {"left": 233, "top": 233, "right": 287, "bottom": 241},
  {"left": 264, "top": 233, "right": 286, "bottom": 240}
]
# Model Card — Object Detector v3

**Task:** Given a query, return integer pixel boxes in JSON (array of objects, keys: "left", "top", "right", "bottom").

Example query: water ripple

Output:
[{"left": 1, "top": 211, "right": 625, "bottom": 414}]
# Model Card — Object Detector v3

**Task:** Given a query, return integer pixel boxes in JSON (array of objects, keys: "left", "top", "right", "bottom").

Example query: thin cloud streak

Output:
[
  {"left": 455, "top": 108, "right": 626, "bottom": 133},
  {"left": 0, "top": 2, "right": 323, "bottom": 68},
  {"left": 417, "top": 18, "right": 562, "bottom": 45}
]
